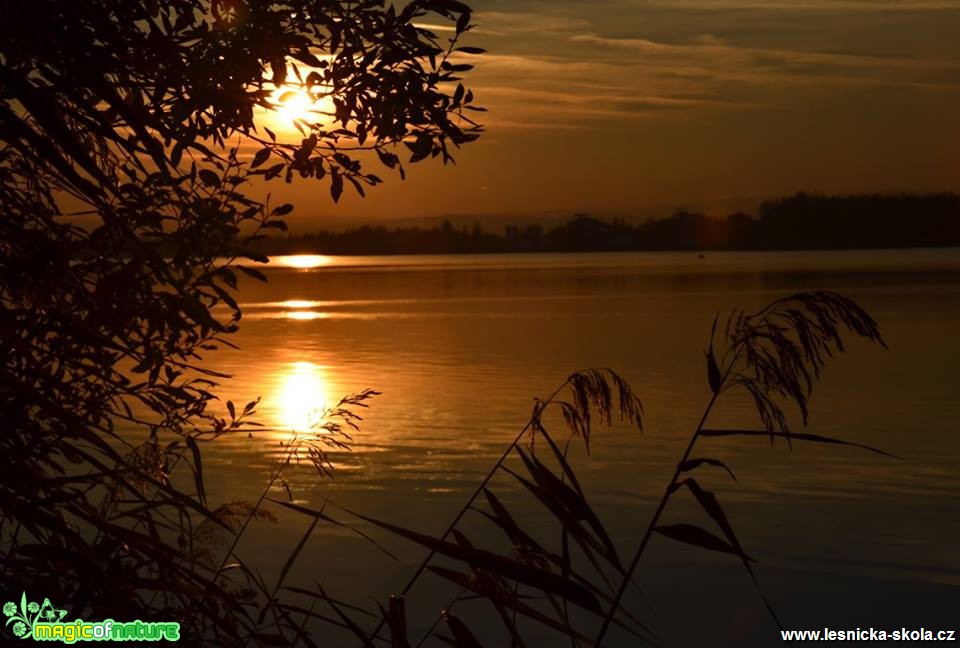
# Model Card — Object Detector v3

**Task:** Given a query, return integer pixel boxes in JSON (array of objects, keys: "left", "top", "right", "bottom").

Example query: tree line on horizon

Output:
[{"left": 255, "top": 192, "right": 960, "bottom": 255}]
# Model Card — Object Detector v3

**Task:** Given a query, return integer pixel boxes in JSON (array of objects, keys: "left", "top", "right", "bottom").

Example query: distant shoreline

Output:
[
  {"left": 261, "top": 245, "right": 960, "bottom": 258},
  {"left": 251, "top": 192, "right": 960, "bottom": 257}
]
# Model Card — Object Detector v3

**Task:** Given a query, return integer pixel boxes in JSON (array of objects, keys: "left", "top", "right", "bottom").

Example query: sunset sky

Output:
[{"left": 265, "top": 0, "right": 960, "bottom": 228}]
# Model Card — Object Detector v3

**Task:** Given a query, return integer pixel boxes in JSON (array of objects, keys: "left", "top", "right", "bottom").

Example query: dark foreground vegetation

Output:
[{"left": 256, "top": 192, "right": 960, "bottom": 255}]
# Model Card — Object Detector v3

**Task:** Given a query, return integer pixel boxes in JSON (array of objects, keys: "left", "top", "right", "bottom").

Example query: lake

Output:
[{"left": 200, "top": 249, "right": 960, "bottom": 646}]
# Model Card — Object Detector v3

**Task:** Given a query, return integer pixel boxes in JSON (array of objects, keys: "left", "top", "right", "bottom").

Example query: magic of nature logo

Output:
[{"left": 3, "top": 593, "right": 180, "bottom": 643}]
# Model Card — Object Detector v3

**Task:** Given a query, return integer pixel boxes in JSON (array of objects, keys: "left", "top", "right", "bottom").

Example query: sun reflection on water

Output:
[
  {"left": 273, "top": 254, "right": 333, "bottom": 269},
  {"left": 286, "top": 311, "right": 329, "bottom": 321},
  {"left": 277, "top": 300, "right": 323, "bottom": 309},
  {"left": 273, "top": 362, "right": 331, "bottom": 432}
]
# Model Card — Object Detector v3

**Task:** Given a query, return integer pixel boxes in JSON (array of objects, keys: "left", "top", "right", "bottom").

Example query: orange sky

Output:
[{"left": 256, "top": 1, "right": 960, "bottom": 229}]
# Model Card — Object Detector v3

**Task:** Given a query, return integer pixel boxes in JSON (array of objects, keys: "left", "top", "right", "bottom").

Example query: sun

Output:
[
  {"left": 274, "top": 88, "right": 312, "bottom": 122},
  {"left": 260, "top": 85, "right": 335, "bottom": 135}
]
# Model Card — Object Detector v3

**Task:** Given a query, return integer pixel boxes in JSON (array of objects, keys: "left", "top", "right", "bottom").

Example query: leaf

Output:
[
  {"left": 267, "top": 499, "right": 400, "bottom": 561},
  {"left": 272, "top": 607, "right": 322, "bottom": 648},
  {"left": 275, "top": 603, "right": 370, "bottom": 644},
  {"left": 198, "top": 169, "right": 220, "bottom": 187},
  {"left": 346, "top": 175, "right": 366, "bottom": 198},
  {"left": 310, "top": 584, "right": 375, "bottom": 647},
  {"left": 456, "top": 11, "right": 471, "bottom": 34},
  {"left": 251, "top": 148, "right": 271, "bottom": 168},
  {"left": 171, "top": 142, "right": 184, "bottom": 167},
  {"left": 502, "top": 465, "right": 615, "bottom": 575},
  {"left": 376, "top": 149, "right": 398, "bottom": 169},
  {"left": 271, "top": 59, "right": 287, "bottom": 86},
  {"left": 455, "top": 47, "right": 486, "bottom": 54},
  {"left": 428, "top": 567, "right": 595, "bottom": 644},
  {"left": 407, "top": 134, "right": 433, "bottom": 163},
  {"left": 699, "top": 429, "right": 898, "bottom": 458},
  {"left": 707, "top": 314, "right": 722, "bottom": 393},
  {"left": 282, "top": 588, "right": 377, "bottom": 620},
  {"left": 217, "top": 267, "right": 238, "bottom": 289},
  {"left": 540, "top": 428, "right": 583, "bottom": 495},
  {"left": 264, "top": 163, "right": 285, "bottom": 180},
  {"left": 237, "top": 265, "right": 268, "bottom": 283},
  {"left": 243, "top": 250, "right": 270, "bottom": 263},
  {"left": 678, "top": 458, "right": 737, "bottom": 481},
  {"left": 271, "top": 203, "right": 294, "bottom": 216},
  {"left": 293, "top": 50, "right": 323, "bottom": 68},
  {"left": 276, "top": 519, "right": 318, "bottom": 593},
  {"left": 180, "top": 294, "right": 220, "bottom": 330},
  {"left": 516, "top": 448, "right": 622, "bottom": 570},
  {"left": 480, "top": 488, "right": 543, "bottom": 552},
  {"left": 443, "top": 611, "right": 484, "bottom": 648},
  {"left": 653, "top": 524, "right": 743, "bottom": 558},
  {"left": 672, "top": 478, "right": 752, "bottom": 561},
  {"left": 185, "top": 436, "right": 206, "bottom": 507},
  {"left": 333, "top": 504, "right": 602, "bottom": 613},
  {"left": 330, "top": 172, "right": 343, "bottom": 203}
]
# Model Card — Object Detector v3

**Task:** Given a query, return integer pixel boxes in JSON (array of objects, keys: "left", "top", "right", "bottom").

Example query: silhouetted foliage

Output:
[
  {"left": 0, "top": 0, "right": 480, "bottom": 643},
  {"left": 254, "top": 192, "right": 960, "bottom": 255}
]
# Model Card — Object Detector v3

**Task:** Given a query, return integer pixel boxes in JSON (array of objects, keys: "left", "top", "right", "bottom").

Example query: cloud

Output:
[
  {"left": 568, "top": 33, "right": 960, "bottom": 85},
  {"left": 472, "top": 11, "right": 591, "bottom": 36},
  {"left": 454, "top": 1, "right": 960, "bottom": 132}
]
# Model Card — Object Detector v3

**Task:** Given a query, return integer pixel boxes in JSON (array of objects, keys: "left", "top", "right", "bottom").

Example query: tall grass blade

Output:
[
  {"left": 699, "top": 429, "right": 899, "bottom": 457},
  {"left": 652, "top": 524, "right": 750, "bottom": 560},
  {"left": 267, "top": 499, "right": 401, "bottom": 561},
  {"left": 343, "top": 506, "right": 603, "bottom": 613}
]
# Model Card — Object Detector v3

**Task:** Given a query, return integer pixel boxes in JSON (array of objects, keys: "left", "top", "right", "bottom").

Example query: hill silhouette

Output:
[{"left": 253, "top": 192, "right": 960, "bottom": 255}]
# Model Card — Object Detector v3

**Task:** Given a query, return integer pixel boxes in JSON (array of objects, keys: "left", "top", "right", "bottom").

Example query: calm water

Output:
[{"left": 199, "top": 250, "right": 960, "bottom": 646}]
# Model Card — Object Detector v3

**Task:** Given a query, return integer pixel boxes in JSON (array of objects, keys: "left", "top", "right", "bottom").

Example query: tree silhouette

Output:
[{"left": 0, "top": 0, "right": 481, "bottom": 642}]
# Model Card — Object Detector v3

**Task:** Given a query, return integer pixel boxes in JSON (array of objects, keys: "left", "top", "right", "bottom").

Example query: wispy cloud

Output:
[
  {"left": 472, "top": 11, "right": 591, "bottom": 36},
  {"left": 569, "top": 33, "right": 960, "bottom": 80},
  {"left": 458, "top": 1, "right": 960, "bottom": 130}
]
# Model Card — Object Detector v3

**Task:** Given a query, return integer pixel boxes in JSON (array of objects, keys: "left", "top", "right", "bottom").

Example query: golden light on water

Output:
[
  {"left": 276, "top": 255, "right": 332, "bottom": 269},
  {"left": 278, "top": 300, "right": 322, "bottom": 309},
  {"left": 274, "top": 362, "right": 331, "bottom": 432},
  {"left": 276, "top": 299, "right": 329, "bottom": 320},
  {"left": 286, "top": 311, "right": 329, "bottom": 321}
]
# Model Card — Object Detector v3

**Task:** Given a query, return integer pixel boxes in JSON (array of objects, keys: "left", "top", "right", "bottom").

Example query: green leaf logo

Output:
[{"left": 3, "top": 592, "right": 65, "bottom": 640}]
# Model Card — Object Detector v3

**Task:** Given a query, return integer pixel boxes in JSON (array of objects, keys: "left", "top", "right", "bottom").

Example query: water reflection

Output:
[
  {"left": 278, "top": 299, "right": 331, "bottom": 320},
  {"left": 277, "top": 300, "right": 325, "bottom": 309},
  {"left": 271, "top": 255, "right": 332, "bottom": 269},
  {"left": 203, "top": 250, "right": 960, "bottom": 645},
  {"left": 273, "top": 362, "right": 331, "bottom": 432},
  {"left": 286, "top": 311, "right": 330, "bottom": 321}
]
